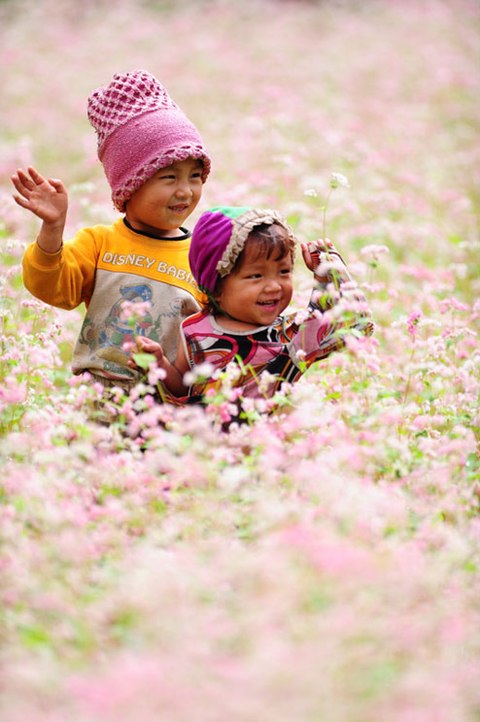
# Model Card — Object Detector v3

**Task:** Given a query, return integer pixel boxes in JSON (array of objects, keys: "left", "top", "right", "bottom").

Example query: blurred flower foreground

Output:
[{"left": 1, "top": 1, "right": 479, "bottom": 721}]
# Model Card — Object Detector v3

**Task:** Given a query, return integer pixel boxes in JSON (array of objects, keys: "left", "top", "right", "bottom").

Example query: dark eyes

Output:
[
  {"left": 246, "top": 269, "right": 291, "bottom": 279},
  {"left": 158, "top": 171, "right": 202, "bottom": 181}
]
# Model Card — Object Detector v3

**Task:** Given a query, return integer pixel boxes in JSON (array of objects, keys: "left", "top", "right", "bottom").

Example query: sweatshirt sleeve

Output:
[{"left": 22, "top": 228, "right": 100, "bottom": 310}]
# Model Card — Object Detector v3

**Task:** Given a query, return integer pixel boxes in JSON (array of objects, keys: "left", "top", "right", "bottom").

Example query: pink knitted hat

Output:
[{"left": 87, "top": 70, "right": 211, "bottom": 211}]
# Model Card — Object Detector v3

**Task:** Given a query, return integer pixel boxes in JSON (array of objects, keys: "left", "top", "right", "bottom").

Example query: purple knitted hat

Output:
[
  {"left": 87, "top": 70, "right": 211, "bottom": 212},
  {"left": 189, "top": 206, "right": 297, "bottom": 294}
]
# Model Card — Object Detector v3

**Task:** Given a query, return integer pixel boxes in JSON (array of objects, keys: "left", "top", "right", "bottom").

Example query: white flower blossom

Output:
[
  {"left": 330, "top": 172, "right": 350, "bottom": 189},
  {"left": 183, "top": 362, "right": 215, "bottom": 386},
  {"left": 360, "top": 244, "right": 390, "bottom": 260}
]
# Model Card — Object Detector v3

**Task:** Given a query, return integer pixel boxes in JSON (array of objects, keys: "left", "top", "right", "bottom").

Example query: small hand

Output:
[
  {"left": 301, "top": 238, "right": 335, "bottom": 272},
  {"left": 128, "top": 336, "right": 166, "bottom": 369},
  {"left": 301, "top": 238, "right": 350, "bottom": 286},
  {"left": 11, "top": 166, "right": 68, "bottom": 226}
]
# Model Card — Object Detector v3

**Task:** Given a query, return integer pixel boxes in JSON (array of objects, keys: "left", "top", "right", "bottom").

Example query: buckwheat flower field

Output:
[{"left": 1, "top": 0, "right": 479, "bottom": 720}]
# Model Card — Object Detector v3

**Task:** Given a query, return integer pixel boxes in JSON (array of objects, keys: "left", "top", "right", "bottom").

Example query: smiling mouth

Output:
[
  {"left": 257, "top": 299, "right": 280, "bottom": 307},
  {"left": 169, "top": 204, "right": 189, "bottom": 213}
]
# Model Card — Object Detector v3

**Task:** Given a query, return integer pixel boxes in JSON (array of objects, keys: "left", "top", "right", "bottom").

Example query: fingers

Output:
[
  {"left": 131, "top": 336, "right": 165, "bottom": 369},
  {"left": 301, "top": 238, "right": 348, "bottom": 284},
  {"left": 11, "top": 170, "right": 32, "bottom": 198},
  {"left": 11, "top": 193, "right": 31, "bottom": 210},
  {"left": 25, "top": 166, "right": 47, "bottom": 185},
  {"left": 300, "top": 242, "right": 311, "bottom": 267},
  {"left": 133, "top": 336, "right": 147, "bottom": 353},
  {"left": 11, "top": 166, "right": 68, "bottom": 224},
  {"left": 11, "top": 167, "right": 45, "bottom": 204},
  {"left": 128, "top": 336, "right": 150, "bottom": 370},
  {"left": 301, "top": 239, "right": 336, "bottom": 271},
  {"left": 301, "top": 242, "right": 322, "bottom": 271},
  {"left": 134, "top": 336, "right": 163, "bottom": 356},
  {"left": 309, "top": 238, "right": 335, "bottom": 253},
  {"left": 11, "top": 166, "right": 64, "bottom": 197},
  {"left": 48, "top": 178, "right": 66, "bottom": 193},
  {"left": 12, "top": 166, "right": 45, "bottom": 190},
  {"left": 135, "top": 336, "right": 154, "bottom": 351}
]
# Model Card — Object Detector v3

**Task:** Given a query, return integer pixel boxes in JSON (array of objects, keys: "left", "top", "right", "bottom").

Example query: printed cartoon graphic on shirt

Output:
[
  {"left": 99, "top": 283, "right": 154, "bottom": 348},
  {"left": 74, "top": 267, "right": 202, "bottom": 379},
  {"left": 77, "top": 283, "right": 154, "bottom": 375}
]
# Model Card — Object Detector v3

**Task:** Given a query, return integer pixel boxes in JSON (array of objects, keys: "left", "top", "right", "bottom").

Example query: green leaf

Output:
[{"left": 132, "top": 352, "right": 156, "bottom": 370}]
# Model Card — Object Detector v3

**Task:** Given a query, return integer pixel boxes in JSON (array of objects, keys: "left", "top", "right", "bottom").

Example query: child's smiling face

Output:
[
  {"left": 214, "top": 230, "right": 294, "bottom": 330},
  {"left": 125, "top": 158, "right": 203, "bottom": 238}
]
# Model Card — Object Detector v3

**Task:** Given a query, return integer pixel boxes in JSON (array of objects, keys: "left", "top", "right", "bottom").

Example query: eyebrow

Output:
[
  {"left": 160, "top": 160, "right": 203, "bottom": 172},
  {"left": 242, "top": 258, "right": 292, "bottom": 270}
]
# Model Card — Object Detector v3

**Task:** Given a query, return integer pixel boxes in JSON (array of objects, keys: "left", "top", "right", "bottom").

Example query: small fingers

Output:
[
  {"left": 301, "top": 242, "right": 316, "bottom": 268},
  {"left": 300, "top": 242, "right": 310, "bottom": 260},
  {"left": 11, "top": 167, "right": 53, "bottom": 198},
  {"left": 302, "top": 239, "right": 343, "bottom": 274},
  {"left": 134, "top": 335, "right": 149, "bottom": 351},
  {"left": 11, "top": 170, "right": 32, "bottom": 196},
  {"left": 26, "top": 166, "right": 47, "bottom": 185},
  {"left": 48, "top": 178, "right": 66, "bottom": 193},
  {"left": 309, "top": 238, "right": 334, "bottom": 253},
  {"left": 134, "top": 336, "right": 161, "bottom": 355},
  {"left": 12, "top": 193, "right": 30, "bottom": 209},
  {"left": 14, "top": 167, "right": 42, "bottom": 188}
]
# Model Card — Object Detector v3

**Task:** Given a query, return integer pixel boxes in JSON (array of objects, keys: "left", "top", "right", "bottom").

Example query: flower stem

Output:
[{"left": 322, "top": 189, "right": 333, "bottom": 241}]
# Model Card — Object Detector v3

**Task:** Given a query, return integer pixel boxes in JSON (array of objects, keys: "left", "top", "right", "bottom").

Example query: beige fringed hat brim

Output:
[{"left": 216, "top": 208, "right": 297, "bottom": 277}]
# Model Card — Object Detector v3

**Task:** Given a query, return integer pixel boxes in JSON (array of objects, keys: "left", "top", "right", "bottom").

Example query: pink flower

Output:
[
  {"left": 119, "top": 300, "right": 152, "bottom": 322},
  {"left": 147, "top": 366, "right": 167, "bottom": 385},
  {"left": 439, "top": 297, "right": 469, "bottom": 314},
  {"left": 0, "top": 376, "right": 27, "bottom": 404},
  {"left": 407, "top": 309, "right": 422, "bottom": 340}
]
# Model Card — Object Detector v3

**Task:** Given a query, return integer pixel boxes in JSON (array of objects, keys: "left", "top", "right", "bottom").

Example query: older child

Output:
[
  {"left": 132, "top": 206, "right": 373, "bottom": 402},
  {"left": 11, "top": 69, "right": 211, "bottom": 392}
]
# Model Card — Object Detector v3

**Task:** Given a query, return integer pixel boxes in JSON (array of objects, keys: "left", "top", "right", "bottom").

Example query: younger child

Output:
[
  {"left": 132, "top": 206, "right": 373, "bottom": 403},
  {"left": 11, "top": 69, "right": 211, "bottom": 392}
]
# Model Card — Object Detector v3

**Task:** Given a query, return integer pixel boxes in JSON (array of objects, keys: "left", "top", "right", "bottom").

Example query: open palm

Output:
[{"left": 11, "top": 166, "right": 68, "bottom": 225}]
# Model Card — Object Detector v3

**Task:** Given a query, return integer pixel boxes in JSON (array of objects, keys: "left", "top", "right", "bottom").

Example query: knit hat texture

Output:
[
  {"left": 189, "top": 206, "right": 297, "bottom": 294},
  {"left": 87, "top": 69, "right": 211, "bottom": 211}
]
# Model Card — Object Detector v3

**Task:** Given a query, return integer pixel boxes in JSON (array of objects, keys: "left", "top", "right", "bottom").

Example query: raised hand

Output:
[
  {"left": 301, "top": 239, "right": 350, "bottom": 286},
  {"left": 301, "top": 238, "right": 335, "bottom": 272},
  {"left": 11, "top": 166, "right": 68, "bottom": 226}
]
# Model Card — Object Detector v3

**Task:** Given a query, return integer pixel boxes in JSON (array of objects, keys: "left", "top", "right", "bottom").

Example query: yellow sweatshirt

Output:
[{"left": 22, "top": 218, "right": 203, "bottom": 384}]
